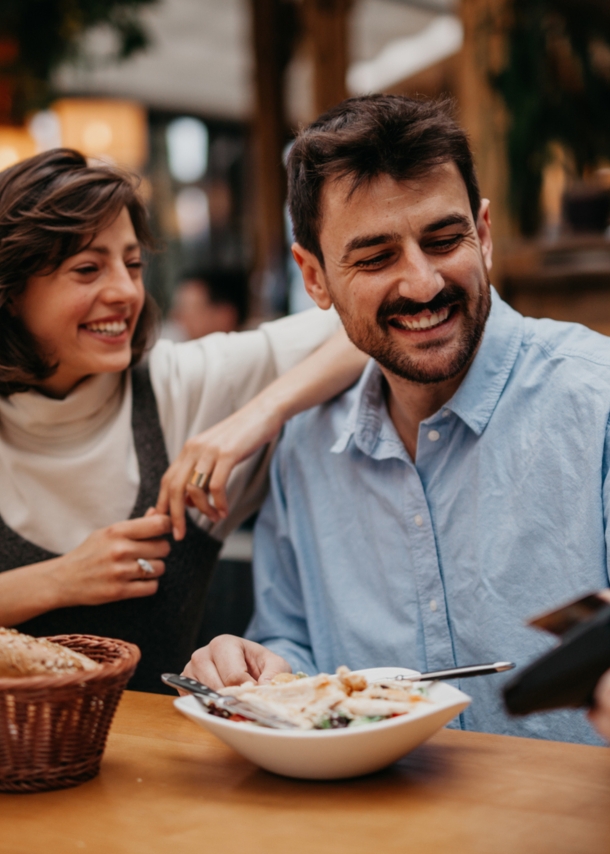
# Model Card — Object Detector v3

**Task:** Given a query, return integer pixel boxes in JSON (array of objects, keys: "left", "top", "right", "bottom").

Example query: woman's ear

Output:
[{"left": 291, "top": 243, "right": 333, "bottom": 310}]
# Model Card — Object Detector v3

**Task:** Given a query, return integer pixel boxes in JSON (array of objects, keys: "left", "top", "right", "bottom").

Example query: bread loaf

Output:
[{"left": 0, "top": 628, "right": 100, "bottom": 678}]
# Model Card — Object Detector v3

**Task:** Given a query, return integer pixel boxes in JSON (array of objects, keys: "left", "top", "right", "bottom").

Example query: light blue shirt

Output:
[{"left": 248, "top": 290, "right": 610, "bottom": 744}]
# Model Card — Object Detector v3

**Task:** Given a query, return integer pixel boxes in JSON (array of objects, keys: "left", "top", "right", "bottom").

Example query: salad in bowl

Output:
[{"left": 175, "top": 666, "right": 471, "bottom": 779}]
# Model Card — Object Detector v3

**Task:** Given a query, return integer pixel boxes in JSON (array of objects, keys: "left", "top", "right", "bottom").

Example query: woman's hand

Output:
[
  {"left": 156, "top": 327, "right": 367, "bottom": 541},
  {"left": 156, "top": 396, "right": 283, "bottom": 539},
  {"left": 0, "top": 511, "right": 172, "bottom": 626},
  {"left": 50, "top": 511, "right": 172, "bottom": 607}
]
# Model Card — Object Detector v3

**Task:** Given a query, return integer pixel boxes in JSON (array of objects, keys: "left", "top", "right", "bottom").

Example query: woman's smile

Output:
[{"left": 80, "top": 315, "right": 131, "bottom": 341}]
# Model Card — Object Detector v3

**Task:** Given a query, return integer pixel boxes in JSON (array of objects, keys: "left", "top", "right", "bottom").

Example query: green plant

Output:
[
  {"left": 493, "top": 0, "right": 610, "bottom": 235},
  {"left": 0, "top": 0, "right": 158, "bottom": 121}
]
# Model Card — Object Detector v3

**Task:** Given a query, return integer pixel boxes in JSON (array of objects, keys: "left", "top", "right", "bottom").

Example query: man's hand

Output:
[
  {"left": 589, "top": 670, "right": 610, "bottom": 741},
  {"left": 183, "top": 635, "right": 291, "bottom": 690}
]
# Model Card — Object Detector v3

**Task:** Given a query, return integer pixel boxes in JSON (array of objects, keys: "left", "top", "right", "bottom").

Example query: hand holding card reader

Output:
[{"left": 503, "top": 593, "right": 610, "bottom": 715}]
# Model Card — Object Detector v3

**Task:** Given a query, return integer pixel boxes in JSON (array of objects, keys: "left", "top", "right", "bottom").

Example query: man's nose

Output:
[{"left": 395, "top": 248, "right": 444, "bottom": 304}]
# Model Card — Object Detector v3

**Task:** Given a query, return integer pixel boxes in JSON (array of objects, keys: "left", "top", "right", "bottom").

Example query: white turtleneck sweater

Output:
[{"left": 0, "top": 308, "right": 338, "bottom": 555}]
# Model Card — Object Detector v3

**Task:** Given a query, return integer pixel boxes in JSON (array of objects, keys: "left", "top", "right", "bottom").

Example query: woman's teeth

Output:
[
  {"left": 83, "top": 320, "right": 127, "bottom": 336},
  {"left": 392, "top": 306, "right": 451, "bottom": 331}
]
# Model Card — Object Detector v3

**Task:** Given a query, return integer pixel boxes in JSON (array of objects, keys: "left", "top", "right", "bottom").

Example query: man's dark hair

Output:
[
  {"left": 179, "top": 269, "right": 249, "bottom": 326},
  {"left": 287, "top": 95, "right": 481, "bottom": 266},
  {"left": 0, "top": 148, "right": 158, "bottom": 396}
]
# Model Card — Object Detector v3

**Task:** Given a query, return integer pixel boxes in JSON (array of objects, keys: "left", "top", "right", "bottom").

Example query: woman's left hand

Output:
[{"left": 155, "top": 394, "right": 283, "bottom": 540}]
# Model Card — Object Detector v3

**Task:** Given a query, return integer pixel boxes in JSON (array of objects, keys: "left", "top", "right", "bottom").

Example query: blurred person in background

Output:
[
  {"left": 0, "top": 148, "right": 366, "bottom": 693},
  {"left": 169, "top": 269, "right": 249, "bottom": 340}
]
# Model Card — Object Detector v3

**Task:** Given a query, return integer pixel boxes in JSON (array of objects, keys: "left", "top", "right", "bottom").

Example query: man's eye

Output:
[
  {"left": 427, "top": 235, "right": 463, "bottom": 252},
  {"left": 355, "top": 251, "right": 394, "bottom": 268}
]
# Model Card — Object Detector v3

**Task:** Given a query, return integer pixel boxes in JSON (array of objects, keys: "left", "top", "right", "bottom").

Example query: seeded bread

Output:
[{"left": 0, "top": 628, "right": 99, "bottom": 678}]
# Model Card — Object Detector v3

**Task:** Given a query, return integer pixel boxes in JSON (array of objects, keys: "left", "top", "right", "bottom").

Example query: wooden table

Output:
[{"left": 1, "top": 691, "right": 609, "bottom": 854}]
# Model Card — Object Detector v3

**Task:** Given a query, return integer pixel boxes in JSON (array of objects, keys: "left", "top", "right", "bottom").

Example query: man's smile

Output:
[{"left": 388, "top": 304, "right": 454, "bottom": 333}]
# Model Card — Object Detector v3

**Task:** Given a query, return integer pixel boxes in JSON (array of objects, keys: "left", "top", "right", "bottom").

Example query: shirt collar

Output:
[
  {"left": 331, "top": 287, "right": 524, "bottom": 457},
  {"left": 331, "top": 359, "right": 408, "bottom": 461},
  {"left": 444, "top": 287, "right": 524, "bottom": 436}
]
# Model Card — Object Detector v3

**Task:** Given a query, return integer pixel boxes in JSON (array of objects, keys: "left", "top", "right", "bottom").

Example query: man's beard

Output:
[{"left": 335, "top": 277, "right": 491, "bottom": 385}]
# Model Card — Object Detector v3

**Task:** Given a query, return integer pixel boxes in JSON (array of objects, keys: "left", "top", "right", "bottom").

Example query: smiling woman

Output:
[
  {"left": 9, "top": 208, "right": 147, "bottom": 398},
  {"left": 0, "top": 149, "right": 365, "bottom": 692}
]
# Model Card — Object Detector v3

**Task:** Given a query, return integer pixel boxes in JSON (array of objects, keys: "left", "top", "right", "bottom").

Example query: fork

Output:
[{"left": 161, "top": 673, "right": 298, "bottom": 729}]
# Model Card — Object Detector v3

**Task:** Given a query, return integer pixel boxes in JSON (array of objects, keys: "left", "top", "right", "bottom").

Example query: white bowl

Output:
[{"left": 174, "top": 667, "right": 471, "bottom": 780}]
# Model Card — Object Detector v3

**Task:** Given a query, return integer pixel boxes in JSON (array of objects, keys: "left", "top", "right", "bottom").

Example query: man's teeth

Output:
[
  {"left": 84, "top": 320, "right": 127, "bottom": 336},
  {"left": 393, "top": 306, "right": 450, "bottom": 331}
]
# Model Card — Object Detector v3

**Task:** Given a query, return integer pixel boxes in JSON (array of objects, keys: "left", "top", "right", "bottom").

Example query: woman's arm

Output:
[
  {"left": 0, "top": 513, "right": 171, "bottom": 626},
  {"left": 156, "top": 326, "right": 367, "bottom": 539}
]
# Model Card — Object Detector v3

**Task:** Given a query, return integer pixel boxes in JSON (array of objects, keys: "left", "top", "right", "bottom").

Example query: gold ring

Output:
[{"left": 189, "top": 470, "right": 211, "bottom": 490}]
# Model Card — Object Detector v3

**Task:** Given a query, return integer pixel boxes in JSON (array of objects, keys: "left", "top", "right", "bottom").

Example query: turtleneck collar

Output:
[{"left": 0, "top": 372, "right": 125, "bottom": 451}]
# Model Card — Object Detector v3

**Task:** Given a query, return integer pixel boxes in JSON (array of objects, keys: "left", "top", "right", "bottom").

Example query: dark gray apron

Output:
[{"left": 0, "top": 368, "right": 222, "bottom": 693}]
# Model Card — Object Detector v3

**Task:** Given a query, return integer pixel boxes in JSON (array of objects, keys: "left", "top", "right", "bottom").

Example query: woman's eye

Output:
[
  {"left": 74, "top": 265, "right": 98, "bottom": 275},
  {"left": 127, "top": 260, "right": 144, "bottom": 270}
]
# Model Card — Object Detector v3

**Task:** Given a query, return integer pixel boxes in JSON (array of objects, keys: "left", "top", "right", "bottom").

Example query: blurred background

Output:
[
  {"left": 1, "top": 0, "right": 609, "bottom": 332},
  {"left": 1, "top": 0, "right": 609, "bottom": 634}
]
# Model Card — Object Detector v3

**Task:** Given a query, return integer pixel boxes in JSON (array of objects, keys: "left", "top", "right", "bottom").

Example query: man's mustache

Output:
[{"left": 377, "top": 284, "right": 468, "bottom": 321}]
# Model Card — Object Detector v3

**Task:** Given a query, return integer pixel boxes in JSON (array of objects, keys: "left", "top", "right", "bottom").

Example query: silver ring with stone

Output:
[{"left": 137, "top": 558, "right": 155, "bottom": 576}]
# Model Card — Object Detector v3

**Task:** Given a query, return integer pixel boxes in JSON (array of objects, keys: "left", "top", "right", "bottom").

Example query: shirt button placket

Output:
[{"left": 406, "top": 466, "right": 455, "bottom": 676}]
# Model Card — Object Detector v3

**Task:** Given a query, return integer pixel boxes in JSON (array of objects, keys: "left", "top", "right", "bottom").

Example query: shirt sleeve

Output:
[
  {"left": 148, "top": 306, "right": 339, "bottom": 539},
  {"left": 245, "top": 444, "right": 316, "bottom": 675}
]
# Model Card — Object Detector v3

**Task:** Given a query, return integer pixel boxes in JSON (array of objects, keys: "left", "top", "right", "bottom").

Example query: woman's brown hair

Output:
[{"left": 0, "top": 148, "right": 158, "bottom": 395}]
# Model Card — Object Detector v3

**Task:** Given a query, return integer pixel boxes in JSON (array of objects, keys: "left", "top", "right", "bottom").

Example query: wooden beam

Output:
[
  {"left": 249, "top": 0, "right": 296, "bottom": 312},
  {"left": 303, "top": 0, "right": 353, "bottom": 117},
  {"left": 457, "top": 0, "right": 514, "bottom": 270}
]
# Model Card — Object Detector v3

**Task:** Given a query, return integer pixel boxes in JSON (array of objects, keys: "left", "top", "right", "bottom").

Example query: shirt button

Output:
[
  {"left": 414, "top": 514, "right": 423, "bottom": 527},
  {"left": 430, "top": 599, "right": 438, "bottom": 612},
  {"left": 428, "top": 429, "right": 440, "bottom": 442}
]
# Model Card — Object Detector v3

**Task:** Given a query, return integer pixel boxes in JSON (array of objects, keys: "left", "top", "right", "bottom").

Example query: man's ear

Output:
[
  {"left": 291, "top": 243, "right": 333, "bottom": 310},
  {"left": 476, "top": 199, "right": 493, "bottom": 273}
]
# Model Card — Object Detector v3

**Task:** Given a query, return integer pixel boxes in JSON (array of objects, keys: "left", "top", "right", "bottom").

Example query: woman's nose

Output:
[{"left": 102, "top": 263, "right": 141, "bottom": 303}]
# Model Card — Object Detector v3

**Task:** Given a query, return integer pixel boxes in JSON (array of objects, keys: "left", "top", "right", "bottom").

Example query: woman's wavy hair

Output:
[{"left": 0, "top": 148, "right": 158, "bottom": 396}]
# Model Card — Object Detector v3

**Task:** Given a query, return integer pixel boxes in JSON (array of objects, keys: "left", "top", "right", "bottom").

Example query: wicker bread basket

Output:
[{"left": 0, "top": 634, "right": 140, "bottom": 793}]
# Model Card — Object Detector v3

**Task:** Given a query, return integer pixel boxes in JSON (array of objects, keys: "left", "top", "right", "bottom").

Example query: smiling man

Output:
[{"left": 187, "top": 96, "right": 610, "bottom": 744}]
